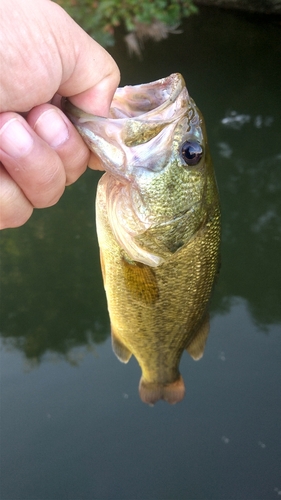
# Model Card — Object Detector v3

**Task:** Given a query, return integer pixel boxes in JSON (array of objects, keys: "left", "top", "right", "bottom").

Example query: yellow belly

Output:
[{"left": 96, "top": 182, "right": 220, "bottom": 404}]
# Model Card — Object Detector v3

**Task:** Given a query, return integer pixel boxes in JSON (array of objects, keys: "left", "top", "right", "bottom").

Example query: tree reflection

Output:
[
  {"left": 0, "top": 170, "right": 109, "bottom": 363},
  {"left": 1, "top": 11, "right": 281, "bottom": 363},
  {"left": 1, "top": 118, "right": 281, "bottom": 364},
  {"left": 211, "top": 114, "right": 281, "bottom": 328}
]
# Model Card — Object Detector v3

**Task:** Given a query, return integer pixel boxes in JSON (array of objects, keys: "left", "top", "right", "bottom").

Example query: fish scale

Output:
[{"left": 64, "top": 73, "right": 221, "bottom": 405}]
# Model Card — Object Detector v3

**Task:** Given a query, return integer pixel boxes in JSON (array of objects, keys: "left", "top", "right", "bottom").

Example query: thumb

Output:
[
  {"left": 56, "top": 22, "right": 120, "bottom": 116},
  {"left": 51, "top": 4, "right": 120, "bottom": 117},
  {"left": 0, "top": 0, "right": 120, "bottom": 117}
]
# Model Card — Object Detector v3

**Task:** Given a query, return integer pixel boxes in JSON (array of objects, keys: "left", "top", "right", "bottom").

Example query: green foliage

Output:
[{"left": 56, "top": 0, "right": 197, "bottom": 49}]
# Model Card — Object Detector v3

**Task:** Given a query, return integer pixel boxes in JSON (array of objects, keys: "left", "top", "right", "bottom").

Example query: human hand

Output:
[{"left": 0, "top": 0, "right": 120, "bottom": 229}]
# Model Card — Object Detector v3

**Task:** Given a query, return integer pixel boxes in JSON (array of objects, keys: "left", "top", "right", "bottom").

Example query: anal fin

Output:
[
  {"left": 186, "top": 314, "right": 210, "bottom": 361},
  {"left": 111, "top": 330, "right": 132, "bottom": 363}
]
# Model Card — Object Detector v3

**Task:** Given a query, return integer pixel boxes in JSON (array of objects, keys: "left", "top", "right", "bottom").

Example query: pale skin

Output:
[{"left": 0, "top": 0, "right": 120, "bottom": 229}]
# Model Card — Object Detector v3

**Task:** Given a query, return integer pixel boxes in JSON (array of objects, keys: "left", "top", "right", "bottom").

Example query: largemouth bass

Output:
[{"left": 64, "top": 74, "right": 220, "bottom": 405}]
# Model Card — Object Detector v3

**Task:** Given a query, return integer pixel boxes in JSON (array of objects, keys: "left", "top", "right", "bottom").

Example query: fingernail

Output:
[
  {"left": 34, "top": 109, "right": 69, "bottom": 148},
  {"left": 0, "top": 119, "right": 34, "bottom": 158}
]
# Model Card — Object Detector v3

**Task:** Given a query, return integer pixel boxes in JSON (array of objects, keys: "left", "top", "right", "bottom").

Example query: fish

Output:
[{"left": 64, "top": 73, "right": 220, "bottom": 405}]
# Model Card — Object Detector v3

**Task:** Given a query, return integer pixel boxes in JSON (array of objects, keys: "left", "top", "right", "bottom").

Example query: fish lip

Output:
[
  {"left": 63, "top": 73, "right": 187, "bottom": 125},
  {"left": 109, "top": 72, "right": 186, "bottom": 119},
  {"left": 63, "top": 73, "right": 190, "bottom": 183}
]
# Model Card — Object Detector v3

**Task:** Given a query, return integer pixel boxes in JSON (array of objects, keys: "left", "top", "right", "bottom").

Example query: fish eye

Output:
[{"left": 181, "top": 141, "right": 203, "bottom": 166}]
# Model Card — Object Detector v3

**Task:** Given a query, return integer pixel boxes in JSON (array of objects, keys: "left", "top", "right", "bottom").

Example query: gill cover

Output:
[{"left": 64, "top": 74, "right": 204, "bottom": 267}]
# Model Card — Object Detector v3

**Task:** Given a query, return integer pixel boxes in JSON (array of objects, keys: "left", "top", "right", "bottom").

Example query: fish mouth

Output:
[
  {"left": 64, "top": 73, "right": 187, "bottom": 123},
  {"left": 108, "top": 73, "right": 186, "bottom": 119},
  {"left": 63, "top": 74, "right": 189, "bottom": 178}
]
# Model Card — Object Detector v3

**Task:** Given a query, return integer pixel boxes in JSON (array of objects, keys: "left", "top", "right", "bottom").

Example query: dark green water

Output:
[{"left": 1, "top": 7, "right": 281, "bottom": 500}]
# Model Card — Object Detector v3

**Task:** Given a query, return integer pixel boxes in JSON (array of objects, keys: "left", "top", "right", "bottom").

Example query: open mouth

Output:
[
  {"left": 63, "top": 73, "right": 187, "bottom": 125},
  {"left": 109, "top": 73, "right": 186, "bottom": 119},
  {"left": 62, "top": 73, "right": 191, "bottom": 179}
]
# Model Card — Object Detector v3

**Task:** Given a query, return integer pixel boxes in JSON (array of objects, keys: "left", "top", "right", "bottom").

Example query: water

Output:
[{"left": 1, "top": 7, "right": 281, "bottom": 500}]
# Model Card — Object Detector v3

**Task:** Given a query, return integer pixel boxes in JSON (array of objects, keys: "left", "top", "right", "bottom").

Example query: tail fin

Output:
[{"left": 139, "top": 376, "right": 185, "bottom": 405}]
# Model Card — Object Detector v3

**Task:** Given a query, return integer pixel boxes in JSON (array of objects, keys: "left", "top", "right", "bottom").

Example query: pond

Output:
[{"left": 1, "top": 6, "right": 281, "bottom": 500}]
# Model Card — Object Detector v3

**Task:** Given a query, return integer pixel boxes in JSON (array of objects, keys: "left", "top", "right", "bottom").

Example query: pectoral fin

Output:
[
  {"left": 111, "top": 330, "right": 132, "bottom": 363},
  {"left": 186, "top": 314, "right": 210, "bottom": 360},
  {"left": 121, "top": 257, "right": 159, "bottom": 305}
]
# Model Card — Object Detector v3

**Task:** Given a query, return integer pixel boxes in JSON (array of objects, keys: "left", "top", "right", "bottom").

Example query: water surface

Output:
[{"left": 1, "top": 7, "right": 281, "bottom": 500}]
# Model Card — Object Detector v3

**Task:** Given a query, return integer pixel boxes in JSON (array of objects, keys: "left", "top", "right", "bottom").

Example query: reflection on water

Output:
[
  {"left": 0, "top": 8, "right": 279, "bottom": 367},
  {"left": 1, "top": 7, "right": 281, "bottom": 500},
  {"left": 1, "top": 294, "right": 280, "bottom": 500},
  {"left": 211, "top": 109, "right": 281, "bottom": 328},
  {"left": 0, "top": 172, "right": 109, "bottom": 363},
  {"left": 221, "top": 111, "right": 274, "bottom": 130},
  {"left": 1, "top": 108, "right": 280, "bottom": 361}
]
